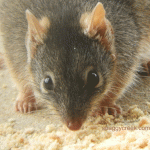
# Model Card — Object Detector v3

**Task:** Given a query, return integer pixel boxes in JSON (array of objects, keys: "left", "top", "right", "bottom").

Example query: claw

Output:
[
  {"left": 15, "top": 91, "right": 37, "bottom": 113},
  {"left": 92, "top": 103, "right": 122, "bottom": 117}
]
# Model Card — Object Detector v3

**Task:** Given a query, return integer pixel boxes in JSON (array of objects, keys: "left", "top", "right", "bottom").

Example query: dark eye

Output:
[
  {"left": 87, "top": 71, "right": 99, "bottom": 87},
  {"left": 43, "top": 76, "right": 54, "bottom": 90}
]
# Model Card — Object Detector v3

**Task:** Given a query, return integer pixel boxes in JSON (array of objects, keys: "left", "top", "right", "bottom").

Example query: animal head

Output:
[{"left": 26, "top": 2, "right": 116, "bottom": 130}]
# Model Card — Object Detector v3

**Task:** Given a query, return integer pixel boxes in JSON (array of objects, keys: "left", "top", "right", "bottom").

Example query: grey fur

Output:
[{"left": 0, "top": 0, "right": 150, "bottom": 129}]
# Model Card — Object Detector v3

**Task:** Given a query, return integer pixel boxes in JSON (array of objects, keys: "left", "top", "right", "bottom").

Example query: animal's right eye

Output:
[
  {"left": 87, "top": 70, "right": 99, "bottom": 88},
  {"left": 43, "top": 76, "right": 54, "bottom": 90}
]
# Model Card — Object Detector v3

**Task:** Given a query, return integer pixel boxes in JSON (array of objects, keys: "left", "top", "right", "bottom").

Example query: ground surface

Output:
[
  {"left": 0, "top": 0, "right": 150, "bottom": 150},
  {"left": 1, "top": 29, "right": 150, "bottom": 149}
]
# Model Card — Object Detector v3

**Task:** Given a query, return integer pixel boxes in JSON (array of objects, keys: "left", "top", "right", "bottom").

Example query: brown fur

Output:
[{"left": 0, "top": 0, "right": 150, "bottom": 130}]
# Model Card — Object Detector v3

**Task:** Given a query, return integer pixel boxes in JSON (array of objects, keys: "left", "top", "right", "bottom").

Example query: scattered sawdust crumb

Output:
[
  {"left": 8, "top": 118, "right": 16, "bottom": 123},
  {"left": 45, "top": 124, "right": 56, "bottom": 133},
  {"left": 138, "top": 117, "right": 150, "bottom": 127},
  {"left": 138, "top": 138, "right": 148, "bottom": 148},
  {"left": 24, "top": 128, "right": 35, "bottom": 134},
  {"left": 146, "top": 101, "right": 150, "bottom": 109},
  {"left": 125, "top": 132, "right": 136, "bottom": 142},
  {"left": 2, "top": 84, "right": 7, "bottom": 88},
  {"left": 0, "top": 106, "right": 150, "bottom": 150},
  {"left": 126, "top": 105, "right": 144, "bottom": 119}
]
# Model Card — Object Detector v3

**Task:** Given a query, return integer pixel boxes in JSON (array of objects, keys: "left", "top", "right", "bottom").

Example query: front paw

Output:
[
  {"left": 15, "top": 92, "right": 37, "bottom": 113},
  {"left": 92, "top": 103, "right": 122, "bottom": 117}
]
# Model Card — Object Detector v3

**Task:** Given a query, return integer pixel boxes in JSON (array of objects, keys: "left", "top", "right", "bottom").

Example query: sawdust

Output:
[
  {"left": 1, "top": 0, "right": 150, "bottom": 149},
  {"left": 0, "top": 108, "right": 150, "bottom": 150}
]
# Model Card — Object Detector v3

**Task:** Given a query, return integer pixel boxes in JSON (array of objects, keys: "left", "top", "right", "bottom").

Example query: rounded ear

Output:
[
  {"left": 80, "top": 2, "right": 114, "bottom": 51},
  {"left": 25, "top": 10, "right": 50, "bottom": 62}
]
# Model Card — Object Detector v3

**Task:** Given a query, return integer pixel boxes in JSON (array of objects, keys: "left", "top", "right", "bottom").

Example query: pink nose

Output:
[{"left": 66, "top": 119, "right": 83, "bottom": 131}]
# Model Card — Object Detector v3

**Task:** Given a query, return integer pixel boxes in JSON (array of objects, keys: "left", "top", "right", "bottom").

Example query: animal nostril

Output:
[{"left": 66, "top": 119, "right": 83, "bottom": 131}]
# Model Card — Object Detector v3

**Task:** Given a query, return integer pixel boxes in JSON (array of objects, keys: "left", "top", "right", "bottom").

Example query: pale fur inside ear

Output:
[
  {"left": 26, "top": 9, "right": 43, "bottom": 43},
  {"left": 26, "top": 10, "right": 50, "bottom": 43},
  {"left": 89, "top": 2, "right": 106, "bottom": 35},
  {"left": 80, "top": 2, "right": 106, "bottom": 37}
]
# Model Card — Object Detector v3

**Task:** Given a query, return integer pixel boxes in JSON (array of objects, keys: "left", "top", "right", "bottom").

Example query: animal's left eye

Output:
[
  {"left": 43, "top": 76, "right": 54, "bottom": 90},
  {"left": 87, "top": 71, "right": 99, "bottom": 88}
]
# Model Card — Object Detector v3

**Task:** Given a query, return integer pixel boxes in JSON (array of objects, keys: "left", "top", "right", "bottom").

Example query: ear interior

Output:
[
  {"left": 89, "top": 2, "right": 106, "bottom": 37},
  {"left": 80, "top": 2, "right": 114, "bottom": 51},
  {"left": 26, "top": 10, "right": 50, "bottom": 43}
]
